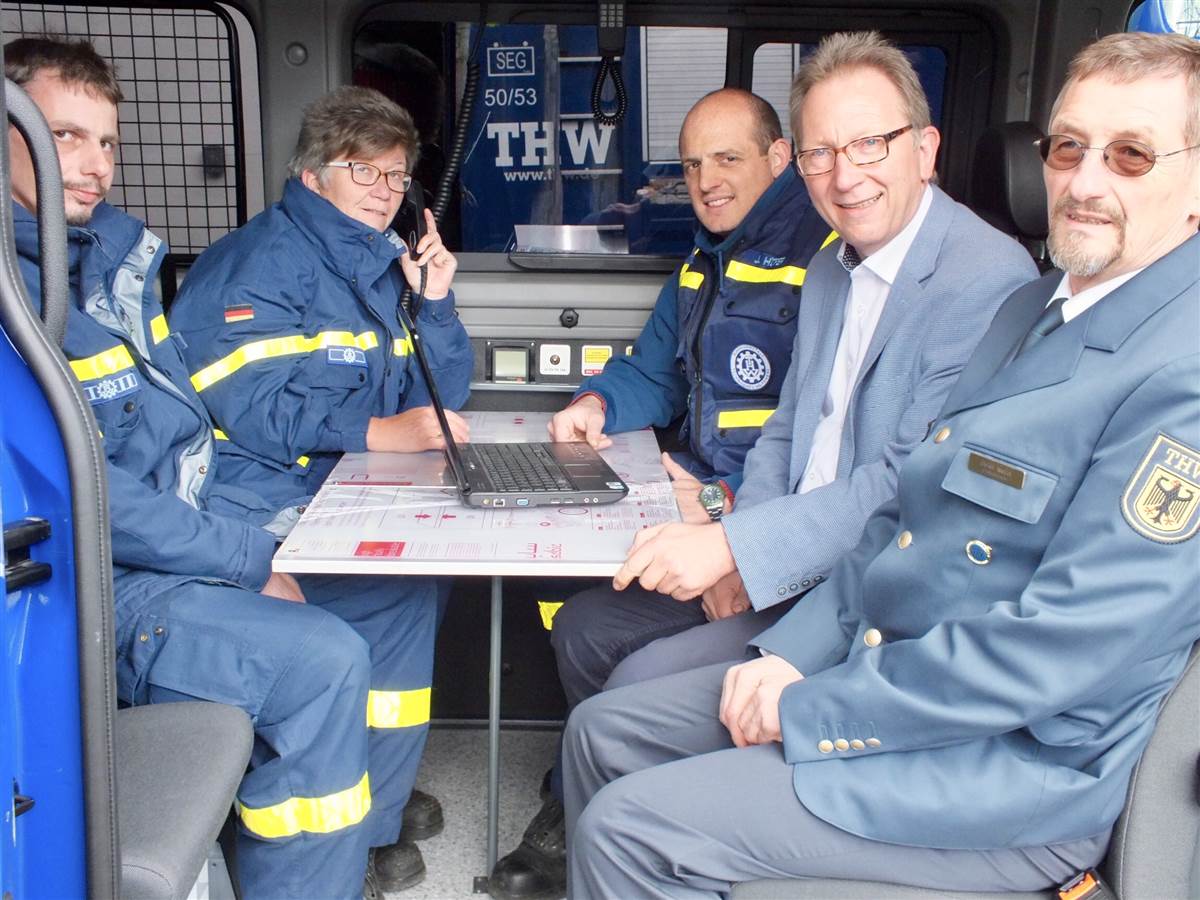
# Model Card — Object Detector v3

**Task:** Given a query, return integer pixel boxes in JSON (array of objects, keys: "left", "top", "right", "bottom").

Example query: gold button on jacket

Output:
[{"left": 864, "top": 628, "right": 883, "bottom": 647}]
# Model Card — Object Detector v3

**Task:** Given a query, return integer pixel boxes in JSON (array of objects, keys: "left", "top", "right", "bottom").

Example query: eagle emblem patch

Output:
[{"left": 1122, "top": 433, "right": 1200, "bottom": 543}]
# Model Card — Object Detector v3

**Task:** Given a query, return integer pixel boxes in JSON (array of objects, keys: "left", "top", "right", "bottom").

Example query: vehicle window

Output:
[
  {"left": 2, "top": 2, "right": 260, "bottom": 255},
  {"left": 751, "top": 42, "right": 949, "bottom": 145},
  {"left": 355, "top": 21, "right": 728, "bottom": 257},
  {"left": 1127, "top": 0, "right": 1200, "bottom": 36}
]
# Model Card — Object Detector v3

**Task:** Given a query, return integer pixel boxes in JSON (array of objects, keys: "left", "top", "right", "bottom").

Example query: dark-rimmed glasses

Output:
[
  {"left": 322, "top": 160, "right": 412, "bottom": 193},
  {"left": 1036, "top": 134, "right": 1200, "bottom": 178},
  {"left": 794, "top": 125, "right": 914, "bottom": 176}
]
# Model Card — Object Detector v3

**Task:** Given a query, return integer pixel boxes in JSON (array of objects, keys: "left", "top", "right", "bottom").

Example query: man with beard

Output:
[{"left": 562, "top": 30, "right": 1199, "bottom": 898}]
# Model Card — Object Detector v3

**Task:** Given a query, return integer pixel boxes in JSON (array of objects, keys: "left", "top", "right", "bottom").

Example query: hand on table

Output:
[
  {"left": 612, "top": 519, "right": 736, "bottom": 600},
  {"left": 367, "top": 406, "right": 470, "bottom": 452},
  {"left": 547, "top": 394, "right": 611, "bottom": 450}
]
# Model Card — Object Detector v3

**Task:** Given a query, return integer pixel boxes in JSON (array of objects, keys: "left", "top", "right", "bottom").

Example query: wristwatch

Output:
[{"left": 698, "top": 482, "right": 727, "bottom": 522}]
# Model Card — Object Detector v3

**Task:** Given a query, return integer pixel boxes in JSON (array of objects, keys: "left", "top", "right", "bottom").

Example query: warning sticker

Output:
[{"left": 581, "top": 345, "right": 613, "bottom": 376}]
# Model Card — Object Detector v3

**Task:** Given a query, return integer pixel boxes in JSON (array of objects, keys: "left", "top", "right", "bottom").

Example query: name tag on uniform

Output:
[{"left": 968, "top": 452, "right": 1025, "bottom": 489}]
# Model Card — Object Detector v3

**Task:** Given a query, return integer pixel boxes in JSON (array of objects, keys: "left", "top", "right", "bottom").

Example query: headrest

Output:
[{"left": 970, "top": 121, "right": 1049, "bottom": 240}]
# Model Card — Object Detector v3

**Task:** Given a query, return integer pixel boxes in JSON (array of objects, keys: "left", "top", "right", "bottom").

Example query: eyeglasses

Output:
[
  {"left": 794, "top": 125, "right": 914, "bottom": 176},
  {"left": 1036, "top": 134, "right": 1200, "bottom": 178},
  {"left": 322, "top": 160, "right": 412, "bottom": 193}
]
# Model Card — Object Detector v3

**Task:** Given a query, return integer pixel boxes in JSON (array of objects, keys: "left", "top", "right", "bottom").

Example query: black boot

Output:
[
  {"left": 487, "top": 796, "right": 566, "bottom": 900},
  {"left": 370, "top": 839, "right": 427, "bottom": 892},
  {"left": 401, "top": 788, "right": 444, "bottom": 841}
]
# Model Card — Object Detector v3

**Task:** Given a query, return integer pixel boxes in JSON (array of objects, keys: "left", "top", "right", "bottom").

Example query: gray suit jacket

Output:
[
  {"left": 725, "top": 186, "right": 1038, "bottom": 609},
  {"left": 755, "top": 233, "right": 1200, "bottom": 849}
]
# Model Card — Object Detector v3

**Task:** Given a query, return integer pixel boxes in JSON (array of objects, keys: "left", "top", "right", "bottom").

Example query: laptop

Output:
[{"left": 403, "top": 309, "right": 629, "bottom": 510}]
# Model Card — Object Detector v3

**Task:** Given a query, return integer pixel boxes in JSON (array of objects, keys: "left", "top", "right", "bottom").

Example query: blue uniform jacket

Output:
[
  {"left": 169, "top": 178, "right": 473, "bottom": 508},
  {"left": 576, "top": 167, "right": 833, "bottom": 490},
  {"left": 12, "top": 201, "right": 278, "bottom": 630},
  {"left": 754, "top": 234, "right": 1200, "bottom": 850}
]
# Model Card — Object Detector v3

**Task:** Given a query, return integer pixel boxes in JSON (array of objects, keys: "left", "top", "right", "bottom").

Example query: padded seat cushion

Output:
[{"left": 116, "top": 702, "right": 252, "bottom": 900}]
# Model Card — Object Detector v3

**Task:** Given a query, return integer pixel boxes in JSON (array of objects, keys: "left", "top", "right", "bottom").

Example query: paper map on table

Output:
[{"left": 274, "top": 411, "right": 681, "bottom": 575}]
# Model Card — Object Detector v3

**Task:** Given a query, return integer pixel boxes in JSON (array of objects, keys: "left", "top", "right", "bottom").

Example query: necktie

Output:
[
  {"left": 840, "top": 244, "right": 862, "bottom": 272},
  {"left": 1015, "top": 296, "right": 1067, "bottom": 357}
]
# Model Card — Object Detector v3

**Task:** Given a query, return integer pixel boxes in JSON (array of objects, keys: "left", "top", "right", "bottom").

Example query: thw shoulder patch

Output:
[{"left": 1122, "top": 433, "right": 1200, "bottom": 544}]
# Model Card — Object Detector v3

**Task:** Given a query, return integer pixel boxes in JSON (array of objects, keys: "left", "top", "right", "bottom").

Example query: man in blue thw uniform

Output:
[
  {"left": 488, "top": 88, "right": 833, "bottom": 900},
  {"left": 564, "top": 30, "right": 1200, "bottom": 897}
]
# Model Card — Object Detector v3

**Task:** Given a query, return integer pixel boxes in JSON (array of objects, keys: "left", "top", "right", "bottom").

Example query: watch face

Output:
[{"left": 699, "top": 483, "right": 725, "bottom": 510}]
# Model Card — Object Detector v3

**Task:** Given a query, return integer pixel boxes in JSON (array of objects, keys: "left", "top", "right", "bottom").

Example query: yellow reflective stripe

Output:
[
  {"left": 679, "top": 263, "right": 704, "bottom": 290},
  {"left": 820, "top": 229, "right": 840, "bottom": 250},
  {"left": 213, "top": 428, "right": 309, "bottom": 468},
  {"left": 717, "top": 408, "right": 775, "bottom": 429},
  {"left": 392, "top": 335, "right": 412, "bottom": 357},
  {"left": 725, "top": 259, "right": 809, "bottom": 286},
  {"left": 538, "top": 601, "right": 564, "bottom": 631},
  {"left": 191, "top": 330, "right": 380, "bottom": 392},
  {"left": 366, "top": 688, "right": 431, "bottom": 728},
  {"left": 239, "top": 772, "right": 371, "bottom": 839},
  {"left": 150, "top": 314, "right": 169, "bottom": 344},
  {"left": 69, "top": 344, "right": 135, "bottom": 382}
]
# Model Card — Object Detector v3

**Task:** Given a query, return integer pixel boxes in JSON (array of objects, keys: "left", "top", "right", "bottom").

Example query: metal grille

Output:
[{"left": 2, "top": 3, "right": 244, "bottom": 253}]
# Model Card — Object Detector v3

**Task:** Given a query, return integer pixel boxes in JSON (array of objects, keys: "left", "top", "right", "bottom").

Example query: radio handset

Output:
[{"left": 396, "top": 179, "right": 429, "bottom": 316}]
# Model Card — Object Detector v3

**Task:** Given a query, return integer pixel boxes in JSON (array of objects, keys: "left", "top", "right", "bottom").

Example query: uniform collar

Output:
[
  {"left": 694, "top": 166, "right": 802, "bottom": 256},
  {"left": 280, "top": 177, "right": 405, "bottom": 282},
  {"left": 12, "top": 200, "right": 146, "bottom": 299}
]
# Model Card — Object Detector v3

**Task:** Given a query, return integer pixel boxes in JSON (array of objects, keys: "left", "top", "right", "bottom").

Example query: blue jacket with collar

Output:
[
  {"left": 169, "top": 178, "right": 474, "bottom": 509},
  {"left": 575, "top": 167, "right": 833, "bottom": 491},
  {"left": 12, "top": 201, "right": 279, "bottom": 616},
  {"left": 754, "top": 235, "right": 1199, "bottom": 850}
]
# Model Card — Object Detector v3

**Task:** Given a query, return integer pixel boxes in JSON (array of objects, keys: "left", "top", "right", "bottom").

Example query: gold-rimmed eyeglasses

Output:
[
  {"left": 794, "top": 125, "right": 914, "bottom": 177},
  {"left": 1035, "top": 134, "right": 1200, "bottom": 178},
  {"left": 322, "top": 160, "right": 412, "bottom": 193}
]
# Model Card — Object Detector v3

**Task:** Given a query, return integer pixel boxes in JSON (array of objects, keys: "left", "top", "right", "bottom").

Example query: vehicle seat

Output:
[
  {"left": 116, "top": 702, "right": 253, "bottom": 900},
  {"left": 733, "top": 643, "right": 1200, "bottom": 899},
  {"left": 968, "top": 121, "right": 1052, "bottom": 270}
]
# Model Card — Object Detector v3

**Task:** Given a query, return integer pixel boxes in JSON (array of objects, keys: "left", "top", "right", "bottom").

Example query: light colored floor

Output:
[
  {"left": 189, "top": 726, "right": 559, "bottom": 900},
  {"left": 389, "top": 727, "right": 559, "bottom": 900}
]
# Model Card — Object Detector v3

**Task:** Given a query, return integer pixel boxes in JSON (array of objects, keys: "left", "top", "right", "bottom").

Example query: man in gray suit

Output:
[
  {"left": 592, "top": 31, "right": 1036, "bottom": 681},
  {"left": 564, "top": 30, "right": 1199, "bottom": 897}
]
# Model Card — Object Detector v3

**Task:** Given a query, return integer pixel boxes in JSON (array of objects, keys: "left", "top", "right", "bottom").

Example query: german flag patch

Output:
[
  {"left": 224, "top": 304, "right": 254, "bottom": 324},
  {"left": 1122, "top": 433, "right": 1200, "bottom": 544}
]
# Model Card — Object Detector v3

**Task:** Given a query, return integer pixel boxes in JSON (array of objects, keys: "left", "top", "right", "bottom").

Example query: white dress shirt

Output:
[
  {"left": 799, "top": 186, "right": 935, "bottom": 494},
  {"left": 1049, "top": 267, "right": 1146, "bottom": 322}
]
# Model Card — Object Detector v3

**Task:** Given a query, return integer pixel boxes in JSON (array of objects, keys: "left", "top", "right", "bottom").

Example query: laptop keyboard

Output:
[{"left": 470, "top": 442, "right": 574, "bottom": 492}]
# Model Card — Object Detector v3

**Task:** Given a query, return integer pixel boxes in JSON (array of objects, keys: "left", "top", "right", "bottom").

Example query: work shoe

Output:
[
  {"left": 370, "top": 839, "right": 427, "bottom": 892},
  {"left": 401, "top": 788, "right": 445, "bottom": 841},
  {"left": 487, "top": 796, "right": 566, "bottom": 900},
  {"left": 362, "top": 864, "right": 383, "bottom": 900}
]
